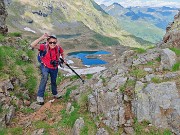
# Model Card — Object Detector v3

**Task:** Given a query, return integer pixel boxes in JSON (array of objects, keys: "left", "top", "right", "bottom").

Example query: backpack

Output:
[{"left": 37, "top": 43, "right": 63, "bottom": 63}]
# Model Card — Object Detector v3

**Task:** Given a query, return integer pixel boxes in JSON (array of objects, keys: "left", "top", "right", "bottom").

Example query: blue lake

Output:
[{"left": 68, "top": 50, "right": 111, "bottom": 66}]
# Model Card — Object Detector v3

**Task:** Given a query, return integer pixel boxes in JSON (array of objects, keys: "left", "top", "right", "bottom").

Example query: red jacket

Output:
[{"left": 39, "top": 44, "right": 64, "bottom": 69}]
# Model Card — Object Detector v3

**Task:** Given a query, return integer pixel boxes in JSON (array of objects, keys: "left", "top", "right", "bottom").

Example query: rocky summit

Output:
[{"left": 0, "top": 0, "right": 180, "bottom": 135}]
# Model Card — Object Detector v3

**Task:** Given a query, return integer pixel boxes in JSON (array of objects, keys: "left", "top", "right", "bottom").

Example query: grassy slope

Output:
[
  {"left": 6, "top": 0, "right": 153, "bottom": 48},
  {"left": 118, "top": 18, "right": 165, "bottom": 43}
]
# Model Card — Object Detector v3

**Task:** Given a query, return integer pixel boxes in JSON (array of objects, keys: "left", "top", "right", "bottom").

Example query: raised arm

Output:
[{"left": 31, "top": 33, "right": 49, "bottom": 49}]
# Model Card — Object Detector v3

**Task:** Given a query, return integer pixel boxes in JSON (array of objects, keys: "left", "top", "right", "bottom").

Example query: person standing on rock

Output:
[{"left": 31, "top": 33, "right": 65, "bottom": 105}]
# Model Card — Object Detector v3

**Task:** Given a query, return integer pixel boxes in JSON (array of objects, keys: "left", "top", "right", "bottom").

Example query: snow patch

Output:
[{"left": 24, "top": 27, "right": 36, "bottom": 33}]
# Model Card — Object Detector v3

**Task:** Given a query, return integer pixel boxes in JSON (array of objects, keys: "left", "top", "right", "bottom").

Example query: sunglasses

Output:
[{"left": 49, "top": 42, "right": 57, "bottom": 45}]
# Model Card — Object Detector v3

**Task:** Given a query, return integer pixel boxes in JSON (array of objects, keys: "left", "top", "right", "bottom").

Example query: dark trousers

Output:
[{"left": 37, "top": 64, "right": 58, "bottom": 97}]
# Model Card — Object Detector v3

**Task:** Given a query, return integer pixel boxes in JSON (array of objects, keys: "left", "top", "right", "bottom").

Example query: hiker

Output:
[{"left": 31, "top": 33, "right": 65, "bottom": 105}]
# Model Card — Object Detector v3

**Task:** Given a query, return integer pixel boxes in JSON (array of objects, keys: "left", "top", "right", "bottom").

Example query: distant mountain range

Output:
[{"left": 101, "top": 3, "right": 179, "bottom": 43}]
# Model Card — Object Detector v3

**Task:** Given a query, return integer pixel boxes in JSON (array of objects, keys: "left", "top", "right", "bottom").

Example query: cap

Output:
[{"left": 48, "top": 34, "right": 57, "bottom": 39}]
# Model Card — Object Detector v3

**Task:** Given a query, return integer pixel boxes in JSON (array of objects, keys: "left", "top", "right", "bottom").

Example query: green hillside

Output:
[
  {"left": 118, "top": 18, "right": 165, "bottom": 43},
  {"left": 6, "top": 0, "right": 153, "bottom": 48}
]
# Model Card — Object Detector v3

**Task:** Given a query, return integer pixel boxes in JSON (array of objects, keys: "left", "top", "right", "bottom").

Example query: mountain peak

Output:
[{"left": 112, "top": 2, "right": 124, "bottom": 8}]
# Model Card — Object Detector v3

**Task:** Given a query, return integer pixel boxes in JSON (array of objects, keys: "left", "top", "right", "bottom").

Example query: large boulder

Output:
[
  {"left": 132, "top": 81, "right": 180, "bottom": 134},
  {"left": 0, "top": 0, "right": 8, "bottom": 34},
  {"left": 160, "top": 48, "right": 177, "bottom": 70}
]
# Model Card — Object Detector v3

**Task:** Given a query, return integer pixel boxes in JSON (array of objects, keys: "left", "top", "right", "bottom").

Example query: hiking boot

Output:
[
  {"left": 37, "top": 96, "right": 44, "bottom": 105},
  {"left": 53, "top": 94, "right": 62, "bottom": 99}
]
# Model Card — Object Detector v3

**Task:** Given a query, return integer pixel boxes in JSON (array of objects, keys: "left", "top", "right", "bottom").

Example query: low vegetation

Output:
[{"left": 93, "top": 33, "right": 119, "bottom": 46}]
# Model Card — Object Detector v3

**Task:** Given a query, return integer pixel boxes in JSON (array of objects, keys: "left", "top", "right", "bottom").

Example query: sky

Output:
[{"left": 94, "top": 0, "right": 180, "bottom": 8}]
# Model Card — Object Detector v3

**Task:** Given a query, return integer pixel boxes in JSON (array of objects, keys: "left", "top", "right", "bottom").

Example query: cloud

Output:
[{"left": 94, "top": 0, "right": 180, "bottom": 8}]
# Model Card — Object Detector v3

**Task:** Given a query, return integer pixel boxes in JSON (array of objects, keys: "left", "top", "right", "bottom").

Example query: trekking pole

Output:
[{"left": 59, "top": 58, "right": 85, "bottom": 84}]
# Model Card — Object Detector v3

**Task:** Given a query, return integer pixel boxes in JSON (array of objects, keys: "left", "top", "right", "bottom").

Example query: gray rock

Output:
[
  {"left": 119, "top": 106, "right": 125, "bottom": 126},
  {"left": 31, "top": 128, "right": 44, "bottom": 135},
  {"left": 6, "top": 81, "right": 14, "bottom": 91},
  {"left": 160, "top": 48, "right": 177, "bottom": 70},
  {"left": 124, "top": 127, "right": 134, "bottom": 134},
  {"left": 107, "top": 76, "right": 127, "bottom": 90},
  {"left": 163, "top": 72, "right": 179, "bottom": 79},
  {"left": 89, "top": 91, "right": 124, "bottom": 130},
  {"left": 73, "top": 117, "right": 84, "bottom": 135},
  {"left": 88, "top": 94, "right": 97, "bottom": 115},
  {"left": 132, "top": 82, "right": 180, "bottom": 134},
  {"left": 144, "top": 68, "right": 153, "bottom": 73},
  {"left": 66, "top": 102, "right": 72, "bottom": 113},
  {"left": 5, "top": 105, "right": 15, "bottom": 125},
  {"left": 96, "top": 128, "right": 109, "bottom": 135},
  {"left": 29, "top": 102, "right": 41, "bottom": 111}
]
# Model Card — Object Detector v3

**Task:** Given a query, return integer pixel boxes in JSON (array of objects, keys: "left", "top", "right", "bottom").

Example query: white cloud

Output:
[{"left": 95, "top": 0, "right": 180, "bottom": 8}]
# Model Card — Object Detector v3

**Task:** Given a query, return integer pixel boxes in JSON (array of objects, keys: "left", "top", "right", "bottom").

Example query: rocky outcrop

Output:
[
  {"left": 78, "top": 47, "right": 180, "bottom": 134},
  {"left": 133, "top": 81, "right": 180, "bottom": 134},
  {"left": 0, "top": 0, "right": 8, "bottom": 34},
  {"left": 73, "top": 117, "right": 85, "bottom": 135},
  {"left": 161, "top": 10, "right": 180, "bottom": 47}
]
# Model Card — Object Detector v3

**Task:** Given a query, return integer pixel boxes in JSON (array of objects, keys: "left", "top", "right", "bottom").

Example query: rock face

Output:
[
  {"left": 132, "top": 82, "right": 180, "bottom": 134},
  {"left": 161, "top": 10, "right": 180, "bottom": 47},
  {"left": 73, "top": 117, "right": 85, "bottom": 135},
  {"left": 85, "top": 48, "right": 180, "bottom": 134},
  {"left": 0, "top": 0, "right": 8, "bottom": 34},
  {"left": 160, "top": 48, "right": 177, "bottom": 70}
]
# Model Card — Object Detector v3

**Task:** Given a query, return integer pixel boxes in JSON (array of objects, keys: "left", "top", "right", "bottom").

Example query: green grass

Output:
[
  {"left": 56, "top": 72, "right": 65, "bottom": 85},
  {"left": 33, "top": 120, "right": 52, "bottom": 129},
  {"left": 60, "top": 102, "right": 80, "bottom": 127},
  {"left": 170, "top": 48, "right": 180, "bottom": 56},
  {"left": 86, "top": 74, "right": 93, "bottom": 79},
  {"left": 9, "top": 127, "right": 23, "bottom": 135},
  {"left": 20, "top": 107, "right": 34, "bottom": 114},
  {"left": 119, "top": 85, "right": 125, "bottom": 93},
  {"left": 93, "top": 33, "right": 119, "bottom": 46},
  {"left": 134, "top": 48, "right": 147, "bottom": 54},
  {"left": 172, "top": 62, "right": 180, "bottom": 71},
  {"left": 0, "top": 104, "right": 3, "bottom": 113},
  {"left": 156, "top": 57, "right": 161, "bottom": 62},
  {"left": 80, "top": 113, "right": 97, "bottom": 135},
  {"left": 8, "top": 32, "right": 22, "bottom": 37},
  {"left": 151, "top": 77, "right": 161, "bottom": 83},
  {"left": 69, "top": 75, "right": 79, "bottom": 81},
  {"left": 146, "top": 61, "right": 154, "bottom": 66},
  {"left": 0, "top": 128, "right": 7, "bottom": 135},
  {"left": 0, "top": 34, "right": 5, "bottom": 42},
  {"left": 134, "top": 118, "right": 172, "bottom": 135},
  {"left": 129, "top": 69, "right": 147, "bottom": 79},
  {"left": 64, "top": 86, "right": 78, "bottom": 101}
]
